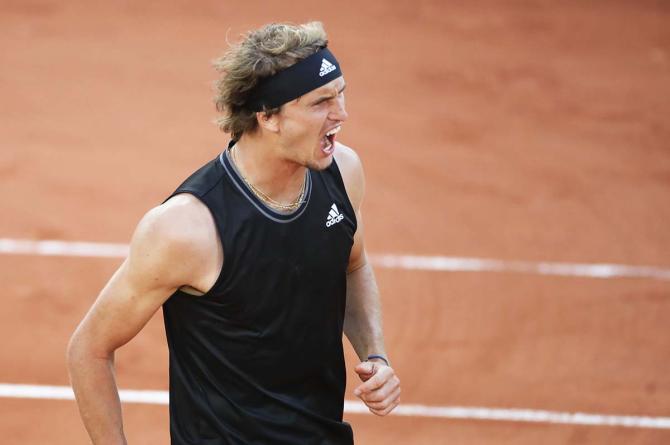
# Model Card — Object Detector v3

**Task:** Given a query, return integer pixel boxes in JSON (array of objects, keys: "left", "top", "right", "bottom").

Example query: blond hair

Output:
[{"left": 213, "top": 22, "right": 328, "bottom": 140}]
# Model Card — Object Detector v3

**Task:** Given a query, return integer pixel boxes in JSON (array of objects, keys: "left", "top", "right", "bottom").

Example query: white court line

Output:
[
  {"left": 1, "top": 383, "right": 668, "bottom": 429},
  {"left": 1, "top": 238, "right": 670, "bottom": 280},
  {"left": 0, "top": 238, "right": 129, "bottom": 258},
  {"left": 370, "top": 254, "right": 670, "bottom": 280}
]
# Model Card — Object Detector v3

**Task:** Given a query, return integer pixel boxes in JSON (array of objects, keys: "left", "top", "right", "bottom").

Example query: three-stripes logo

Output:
[
  {"left": 319, "top": 58, "right": 336, "bottom": 77},
  {"left": 326, "top": 203, "right": 344, "bottom": 227}
]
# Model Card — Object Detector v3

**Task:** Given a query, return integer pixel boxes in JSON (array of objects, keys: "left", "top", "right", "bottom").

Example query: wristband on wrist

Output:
[{"left": 366, "top": 354, "right": 389, "bottom": 366}]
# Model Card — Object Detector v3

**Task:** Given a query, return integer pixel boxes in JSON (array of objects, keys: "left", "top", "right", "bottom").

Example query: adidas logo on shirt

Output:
[
  {"left": 319, "top": 58, "right": 336, "bottom": 77},
  {"left": 325, "top": 203, "right": 344, "bottom": 227}
]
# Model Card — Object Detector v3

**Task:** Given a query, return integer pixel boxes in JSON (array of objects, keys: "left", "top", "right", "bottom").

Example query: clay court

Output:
[{"left": 2, "top": 1, "right": 670, "bottom": 443}]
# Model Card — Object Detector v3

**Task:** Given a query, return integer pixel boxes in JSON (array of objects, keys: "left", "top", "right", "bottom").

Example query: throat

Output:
[{"left": 230, "top": 146, "right": 308, "bottom": 212}]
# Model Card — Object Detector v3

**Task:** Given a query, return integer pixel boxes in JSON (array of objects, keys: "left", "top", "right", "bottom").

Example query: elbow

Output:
[
  {"left": 66, "top": 329, "right": 84, "bottom": 376},
  {"left": 66, "top": 326, "right": 110, "bottom": 377}
]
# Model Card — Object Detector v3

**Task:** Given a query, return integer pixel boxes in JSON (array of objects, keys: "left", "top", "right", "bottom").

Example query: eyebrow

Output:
[{"left": 311, "top": 84, "right": 346, "bottom": 104}]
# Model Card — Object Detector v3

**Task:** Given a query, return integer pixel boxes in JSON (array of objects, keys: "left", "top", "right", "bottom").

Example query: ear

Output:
[{"left": 256, "top": 111, "right": 280, "bottom": 133}]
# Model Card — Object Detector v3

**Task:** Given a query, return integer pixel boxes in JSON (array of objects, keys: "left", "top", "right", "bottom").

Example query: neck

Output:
[{"left": 232, "top": 133, "right": 307, "bottom": 205}]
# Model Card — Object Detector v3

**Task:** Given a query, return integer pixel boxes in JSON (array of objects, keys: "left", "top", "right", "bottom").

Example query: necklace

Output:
[{"left": 231, "top": 146, "right": 307, "bottom": 212}]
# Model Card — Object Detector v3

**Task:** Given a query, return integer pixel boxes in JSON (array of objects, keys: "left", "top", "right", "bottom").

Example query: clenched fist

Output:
[{"left": 353, "top": 360, "right": 401, "bottom": 416}]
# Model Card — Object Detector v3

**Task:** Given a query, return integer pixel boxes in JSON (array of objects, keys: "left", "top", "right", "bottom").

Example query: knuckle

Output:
[
  {"left": 365, "top": 393, "right": 381, "bottom": 402},
  {"left": 368, "top": 393, "right": 384, "bottom": 403},
  {"left": 379, "top": 387, "right": 390, "bottom": 397}
]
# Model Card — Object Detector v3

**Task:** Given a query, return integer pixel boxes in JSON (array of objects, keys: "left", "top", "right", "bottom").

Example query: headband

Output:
[{"left": 244, "top": 47, "right": 343, "bottom": 112}]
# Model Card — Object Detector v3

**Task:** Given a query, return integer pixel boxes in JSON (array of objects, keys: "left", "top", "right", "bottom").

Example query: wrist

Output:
[{"left": 366, "top": 354, "right": 389, "bottom": 367}]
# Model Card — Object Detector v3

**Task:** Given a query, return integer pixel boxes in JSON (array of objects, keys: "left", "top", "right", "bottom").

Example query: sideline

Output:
[
  {"left": 1, "top": 238, "right": 670, "bottom": 280},
  {"left": 1, "top": 383, "right": 668, "bottom": 429}
]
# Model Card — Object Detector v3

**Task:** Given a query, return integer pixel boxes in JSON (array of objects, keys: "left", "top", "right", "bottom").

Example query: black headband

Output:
[{"left": 244, "top": 47, "right": 343, "bottom": 112}]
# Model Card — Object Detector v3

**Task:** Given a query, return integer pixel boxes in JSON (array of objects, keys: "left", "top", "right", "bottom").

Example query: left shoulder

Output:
[{"left": 333, "top": 142, "right": 365, "bottom": 210}]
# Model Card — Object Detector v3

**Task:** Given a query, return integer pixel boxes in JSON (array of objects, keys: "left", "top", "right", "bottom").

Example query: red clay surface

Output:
[{"left": 2, "top": 1, "right": 670, "bottom": 444}]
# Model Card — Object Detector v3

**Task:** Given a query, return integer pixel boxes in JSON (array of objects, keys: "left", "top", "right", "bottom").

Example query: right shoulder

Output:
[
  {"left": 126, "top": 193, "right": 221, "bottom": 290},
  {"left": 135, "top": 194, "right": 213, "bottom": 250}
]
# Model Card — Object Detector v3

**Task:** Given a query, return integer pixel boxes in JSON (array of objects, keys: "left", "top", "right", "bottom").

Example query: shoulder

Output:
[
  {"left": 333, "top": 142, "right": 365, "bottom": 210},
  {"left": 136, "top": 194, "right": 214, "bottom": 249},
  {"left": 127, "top": 194, "right": 220, "bottom": 283}
]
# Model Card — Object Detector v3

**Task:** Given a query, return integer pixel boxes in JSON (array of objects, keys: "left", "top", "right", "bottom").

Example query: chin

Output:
[{"left": 306, "top": 155, "right": 334, "bottom": 171}]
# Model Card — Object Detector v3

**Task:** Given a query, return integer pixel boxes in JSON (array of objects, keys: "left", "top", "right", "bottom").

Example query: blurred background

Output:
[{"left": 1, "top": 1, "right": 669, "bottom": 443}]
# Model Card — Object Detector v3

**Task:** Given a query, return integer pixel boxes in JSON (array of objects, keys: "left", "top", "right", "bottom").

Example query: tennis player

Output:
[{"left": 67, "top": 21, "right": 400, "bottom": 444}]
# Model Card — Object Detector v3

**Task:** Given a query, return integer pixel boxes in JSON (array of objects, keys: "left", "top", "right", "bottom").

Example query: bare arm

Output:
[
  {"left": 344, "top": 223, "right": 386, "bottom": 362},
  {"left": 66, "top": 195, "right": 221, "bottom": 444},
  {"left": 334, "top": 144, "right": 400, "bottom": 416}
]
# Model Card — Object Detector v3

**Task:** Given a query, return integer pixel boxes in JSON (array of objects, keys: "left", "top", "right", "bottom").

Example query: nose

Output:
[{"left": 329, "top": 97, "right": 348, "bottom": 122}]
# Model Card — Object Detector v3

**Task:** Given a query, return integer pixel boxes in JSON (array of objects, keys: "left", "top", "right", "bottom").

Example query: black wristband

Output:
[{"left": 366, "top": 354, "right": 389, "bottom": 366}]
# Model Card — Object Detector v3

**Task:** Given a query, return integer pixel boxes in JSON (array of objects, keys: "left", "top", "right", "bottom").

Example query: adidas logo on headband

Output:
[{"left": 319, "top": 58, "right": 336, "bottom": 77}]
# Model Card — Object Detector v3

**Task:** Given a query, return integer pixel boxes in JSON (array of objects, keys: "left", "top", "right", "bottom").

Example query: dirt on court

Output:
[{"left": 1, "top": 1, "right": 670, "bottom": 444}]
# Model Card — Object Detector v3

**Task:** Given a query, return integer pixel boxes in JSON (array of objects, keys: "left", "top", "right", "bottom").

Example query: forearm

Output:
[
  {"left": 344, "top": 262, "right": 387, "bottom": 361},
  {"left": 67, "top": 341, "right": 127, "bottom": 445}
]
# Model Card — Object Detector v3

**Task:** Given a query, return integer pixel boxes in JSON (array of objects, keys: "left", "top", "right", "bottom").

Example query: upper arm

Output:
[
  {"left": 70, "top": 195, "right": 218, "bottom": 356},
  {"left": 334, "top": 143, "right": 367, "bottom": 273}
]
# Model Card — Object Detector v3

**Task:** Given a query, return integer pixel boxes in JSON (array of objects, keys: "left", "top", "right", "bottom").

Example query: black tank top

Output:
[{"left": 162, "top": 143, "right": 357, "bottom": 445}]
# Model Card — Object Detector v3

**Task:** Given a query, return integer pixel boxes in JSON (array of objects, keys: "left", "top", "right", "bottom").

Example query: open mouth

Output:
[{"left": 322, "top": 125, "right": 341, "bottom": 154}]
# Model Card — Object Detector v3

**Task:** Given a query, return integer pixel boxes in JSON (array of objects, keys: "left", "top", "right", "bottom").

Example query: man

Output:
[{"left": 67, "top": 21, "right": 400, "bottom": 444}]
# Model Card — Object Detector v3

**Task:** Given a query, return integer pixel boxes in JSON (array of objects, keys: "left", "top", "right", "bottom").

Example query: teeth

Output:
[{"left": 325, "top": 126, "right": 341, "bottom": 137}]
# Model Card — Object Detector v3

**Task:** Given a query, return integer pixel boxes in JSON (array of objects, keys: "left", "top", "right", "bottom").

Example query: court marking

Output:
[
  {"left": 1, "top": 237, "right": 670, "bottom": 280},
  {"left": 1, "top": 383, "right": 668, "bottom": 429}
]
